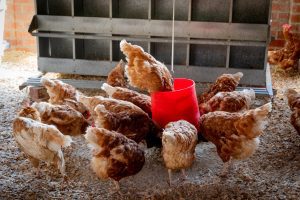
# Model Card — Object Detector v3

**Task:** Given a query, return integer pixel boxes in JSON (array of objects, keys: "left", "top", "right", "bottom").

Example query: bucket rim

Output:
[{"left": 151, "top": 78, "right": 195, "bottom": 95}]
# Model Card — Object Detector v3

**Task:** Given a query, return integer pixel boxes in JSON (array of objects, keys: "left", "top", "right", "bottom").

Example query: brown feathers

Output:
[
  {"left": 199, "top": 103, "right": 272, "bottom": 162},
  {"left": 198, "top": 72, "right": 243, "bottom": 105},
  {"left": 120, "top": 40, "right": 173, "bottom": 93},
  {"left": 85, "top": 127, "right": 145, "bottom": 181}
]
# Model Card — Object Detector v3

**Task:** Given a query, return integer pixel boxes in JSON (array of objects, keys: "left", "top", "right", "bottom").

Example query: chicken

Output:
[
  {"left": 32, "top": 102, "right": 89, "bottom": 136},
  {"left": 85, "top": 127, "right": 145, "bottom": 190},
  {"left": 41, "top": 77, "right": 90, "bottom": 118},
  {"left": 162, "top": 120, "right": 198, "bottom": 185},
  {"left": 78, "top": 95, "right": 162, "bottom": 147},
  {"left": 101, "top": 83, "right": 152, "bottom": 117},
  {"left": 199, "top": 89, "right": 256, "bottom": 115},
  {"left": 12, "top": 106, "right": 72, "bottom": 179},
  {"left": 120, "top": 40, "right": 173, "bottom": 93},
  {"left": 199, "top": 103, "right": 272, "bottom": 176},
  {"left": 285, "top": 89, "right": 300, "bottom": 134},
  {"left": 107, "top": 59, "right": 128, "bottom": 88},
  {"left": 198, "top": 72, "right": 243, "bottom": 105},
  {"left": 268, "top": 24, "right": 300, "bottom": 71}
]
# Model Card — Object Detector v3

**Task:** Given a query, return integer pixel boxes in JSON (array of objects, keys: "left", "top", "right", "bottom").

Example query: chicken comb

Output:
[{"left": 282, "top": 24, "right": 292, "bottom": 30}]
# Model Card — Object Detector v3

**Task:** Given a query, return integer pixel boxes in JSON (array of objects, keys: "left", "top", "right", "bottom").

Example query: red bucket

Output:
[{"left": 151, "top": 78, "right": 200, "bottom": 129}]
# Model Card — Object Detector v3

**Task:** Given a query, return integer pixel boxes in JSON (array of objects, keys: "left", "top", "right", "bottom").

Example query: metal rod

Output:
[{"left": 171, "top": 0, "right": 175, "bottom": 73}]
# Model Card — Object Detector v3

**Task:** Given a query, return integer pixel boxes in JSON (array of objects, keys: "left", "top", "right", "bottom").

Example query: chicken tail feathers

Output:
[
  {"left": 62, "top": 135, "right": 72, "bottom": 148},
  {"left": 243, "top": 88, "right": 256, "bottom": 101},
  {"left": 41, "top": 77, "right": 55, "bottom": 88},
  {"left": 253, "top": 103, "right": 272, "bottom": 121},
  {"left": 101, "top": 83, "right": 117, "bottom": 97},
  {"left": 233, "top": 72, "right": 243, "bottom": 82},
  {"left": 284, "top": 88, "right": 298, "bottom": 109}
]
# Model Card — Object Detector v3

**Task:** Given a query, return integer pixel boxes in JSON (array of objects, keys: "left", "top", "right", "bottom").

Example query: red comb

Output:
[{"left": 282, "top": 24, "right": 292, "bottom": 30}]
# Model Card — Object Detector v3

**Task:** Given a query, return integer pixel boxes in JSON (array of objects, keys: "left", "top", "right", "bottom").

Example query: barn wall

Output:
[
  {"left": 3, "top": 0, "right": 36, "bottom": 52},
  {"left": 270, "top": 0, "right": 300, "bottom": 49}
]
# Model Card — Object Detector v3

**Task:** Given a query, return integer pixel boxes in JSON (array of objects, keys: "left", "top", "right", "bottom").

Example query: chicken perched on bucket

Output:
[
  {"left": 198, "top": 72, "right": 243, "bottom": 105},
  {"left": 120, "top": 40, "right": 174, "bottom": 93},
  {"left": 12, "top": 106, "right": 72, "bottom": 180},
  {"left": 162, "top": 120, "right": 198, "bottom": 185},
  {"left": 199, "top": 89, "right": 256, "bottom": 115},
  {"left": 85, "top": 127, "right": 145, "bottom": 191},
  {"left": 199, "top": 103, "right": 272, "bottom": 176}
]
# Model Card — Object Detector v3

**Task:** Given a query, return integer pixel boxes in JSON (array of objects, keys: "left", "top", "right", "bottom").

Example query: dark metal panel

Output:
[
  {"left": 36, "top": 0, "right": 72, "bottom": 16},
  {"left": 36, "top": 16, "right": 269, "bottom": 41},
  {"left": 150, "top": 42, "right": 187, "bottom": 65},
  {"left": 233, "top": 0, "right": 270, "bottom": 24},
  {"left": 112, "top": 0, "right": 149, "bottom": 19},
  {"left": 75, "top": 39, "right": 110, "bottom": 60},
  {"left": 173, "top": 65, "right": 266, "bottom": 86},
  {"left": 229, "top": 46, "right": 266, "bottom": 69},
  {"left": 38, "top": 37, "right": 50, "bottom": 57},
  {"left": 49, "top": 38, "right": 73, "bottom": 58},
  {"left": 191, "top": 0, "right": 230, "bottom": 22},
  {"left": 190, "top": 44, "right": 227, "bottom": 67},
  {"left": 32, "top": 32, "right": 267, "bottom": 47},
  {"left": 74, "top": 0, "right": 110, "bottom": 17},
  {"left": 38, "top": 58, "right": 115, "bottom": 75},
  {"left": 38, "top": 58, "right": 266, "bottom": 86},
  {"left": 152, "top": 0, "right": 189, "bottom": 20}
]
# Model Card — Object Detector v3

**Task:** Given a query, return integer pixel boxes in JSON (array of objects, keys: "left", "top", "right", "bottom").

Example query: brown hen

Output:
[
  {"left": 32, "top": 102, "right": 89, "bottom": 136},
  {"left": 285, "top": 89, "right": 300, "bottom": 134},
  {"left": 199, "top": 89, "right": 255, "bottom": 115},
  {"left": 78, "top": 95, "right": 162, "bottom": 147},
  {"left": 85, "top": 127, "right": 145, "bottom": 190},
  {"left": 162, "top": 120, "right": 198, "bottom": 185},
  {"left": 101, "top": 83, "right": 152, "bottom": 117},
  {"left": 41, "top": 77, "right": 90, "bottom": 118},
  {"left": 199, "top": 103, "right": 272, "bottom": 176},
  {"left": 13, "top": 106, "right": 72, "bottom": 179},
  {"left": 107, "top": 59, "right": 128, "bottom": 87},
  {"left": 120, "top": 40, "right": 173, "bottom": 93},
  {"left": 198, "top": 72, "right": 243, "bottom": 105},
  {"left": 268, "top": 24, "right": 300, "bottom": 71}
]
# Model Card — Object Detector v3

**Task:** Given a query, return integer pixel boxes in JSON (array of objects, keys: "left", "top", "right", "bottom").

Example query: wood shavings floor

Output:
[{"left": 0, "top": 51, "right": 299, "bottom": 199}]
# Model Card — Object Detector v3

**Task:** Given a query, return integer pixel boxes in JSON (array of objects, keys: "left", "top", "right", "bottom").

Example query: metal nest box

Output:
[{"left": 27, "top": 0, "right": 272, "bottom": 96}]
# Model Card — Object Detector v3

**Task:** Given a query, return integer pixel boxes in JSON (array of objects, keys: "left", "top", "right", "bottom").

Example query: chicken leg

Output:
[
  {"left": 168, "top": 169, "right": 173, "bottom": 186},
  {"left": 181, "top": 169, "right": 187, "bottom": 181},
  {"left": 220, "top": 159, "right": 233, "bottom": 178}
]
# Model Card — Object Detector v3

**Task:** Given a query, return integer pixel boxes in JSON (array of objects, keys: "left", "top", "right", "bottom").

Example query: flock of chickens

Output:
[{"left": 12, "top": 39, "right": 300, "bottom": 191}]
